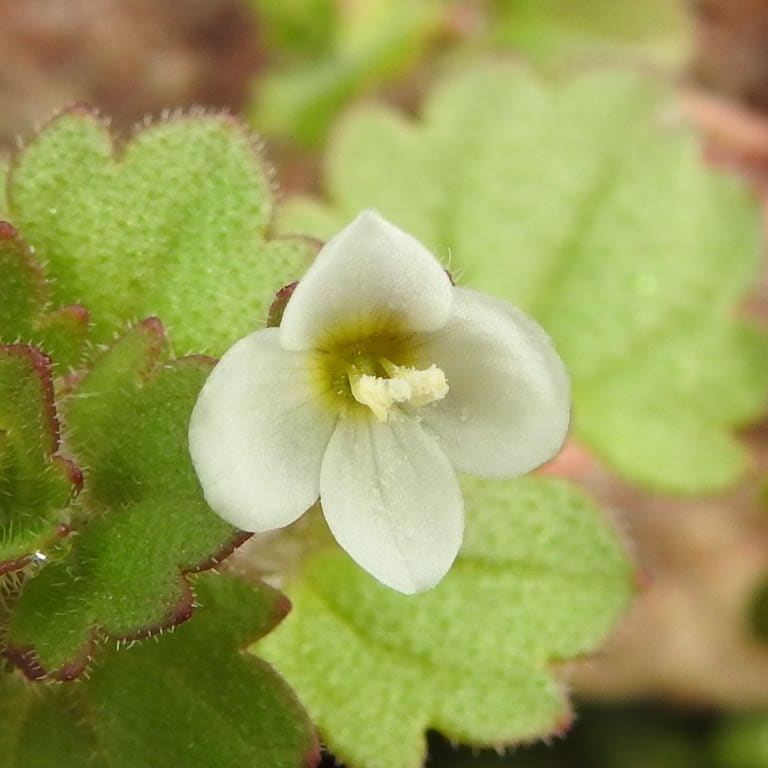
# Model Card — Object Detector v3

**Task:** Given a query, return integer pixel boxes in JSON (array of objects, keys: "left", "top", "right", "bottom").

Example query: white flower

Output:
[{"left": 189, "top": 211, "right": 570, "bottom": 594}]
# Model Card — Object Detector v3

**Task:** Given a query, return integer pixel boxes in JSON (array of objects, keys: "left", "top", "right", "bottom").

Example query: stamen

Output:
[
  {"left": 348, "top": 361, "right": 449, "bottom": 421},
  {"left": 389, "top": 363, "right": 449, "bottom": 406}
]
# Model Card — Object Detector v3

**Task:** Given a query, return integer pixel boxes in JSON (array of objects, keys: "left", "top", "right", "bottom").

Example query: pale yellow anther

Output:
[
  {"left": 389, "top": 363, "right": 449, "bottom": 407},
  {"left": 349, "top": 362, "right": 449, "bottom": 421}
]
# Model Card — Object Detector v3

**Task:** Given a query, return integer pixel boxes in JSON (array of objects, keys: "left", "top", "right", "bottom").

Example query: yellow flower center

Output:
[
  {"left": 311, "top": 321, "right": 449, "bottom": 421},
  {"left": 349, "top": 361, "right": 449, "bottom": 422}
]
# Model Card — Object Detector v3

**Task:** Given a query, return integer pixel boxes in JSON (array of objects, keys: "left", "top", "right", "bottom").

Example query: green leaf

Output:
[
  {"left": 278, "top": 63, "right": 768, "bottom": 494},
  {"left": 250, "top": 1, "right": 443, "bottom": 147},
  {"left": 258, "top": 476, "right": 633, "bottom": 768},
  {"left": 713, "top": 714, "right": 768, "bottom": 768},
  {"left": 0, "top": 672, "right": 95, "bottom": 768},
  {"left": 279, "top": 197, "right": 346, "bottom": 241},
  {"left": 0, "top": 345, "right": 80, "bottom": 573},
  {"left": 7, "top": 108, "right": 314, "bottom": 356},
  {"left": 430, "top": 704, "right": 714, "bottom": 768},
  {"left": 0, "top": 573, "right": 319, "bottom": 768},
  {"left": 5, "top": 320, "right": 240, "bottom": 679},
  {"left": 0, "top": 222, "right": 89, "bottom": 367},
  {"left": 490, "top": 0, "right": 687, "bottom": 65}
]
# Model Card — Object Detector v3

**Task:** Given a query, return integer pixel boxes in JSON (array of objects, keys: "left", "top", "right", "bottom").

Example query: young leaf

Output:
[
  {"left": 4, "top": 320, "right": 240, "bottom": 679},
  {"left": 257, "top": 476, "right": 633, "bottom": 768},
  {"left": 6, "top": 108, "right": 315, "bottom": 356},
  {"left": 278, "top": 64, "right": 768, "bottom": 494},
  {"left": 0, "top": 345, "right": 80, "bottom": 574},
  {"left": 0, "top": 222, "right": 89, "bottom": 368},
  {"left": 0, "top": 573, "right": 319, "bottom": 768}
]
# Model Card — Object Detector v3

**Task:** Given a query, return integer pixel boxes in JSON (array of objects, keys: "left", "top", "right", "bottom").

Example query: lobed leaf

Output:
[
  {"left": 7, "top": 108, "right": 315, "bottom": 356},
  {"left": 258, "top": 476, "right": 633, "bottom": 768},
  {"left": 5, "top": 320, "right": 240, "bottom": 679},
  {"left": 0, "top": 222, "right": 89, "bottom": 368},
  {"left": 0, "top": 573, "right": 319, "bottom": 768},
  {"left": 429, "top": 704, "right": 713, "bottom": 768},
  {"left": 0, "top": 345, "right": 80, "bottom": 574},
  {"left": 279, "top": 63, "right": 768, "bottom": 494}
]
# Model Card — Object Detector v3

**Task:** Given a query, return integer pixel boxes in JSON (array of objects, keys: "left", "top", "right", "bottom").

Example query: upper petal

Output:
[
  {"left": 189, "top": 327, "right": 337, "bottom": 532},
  {"left": 418, "top": 287, "right": 570, "bottom": 477},
  {"left": 319, "top": 416, "right": 464, "bottom": 594},
  {"left": 279, "top": 210, "right": 453, "bottom": 351}
]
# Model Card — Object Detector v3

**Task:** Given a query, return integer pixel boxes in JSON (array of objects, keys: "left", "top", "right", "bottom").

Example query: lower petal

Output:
[
  {"left": 189, "top": 328, "right": 337, "bottom": 532},
  {"left": 418, "top": 287, "right": 570, "bottom": 477},
  {"left": 319, "top": 416, "right": 464, "bottom": 594}
]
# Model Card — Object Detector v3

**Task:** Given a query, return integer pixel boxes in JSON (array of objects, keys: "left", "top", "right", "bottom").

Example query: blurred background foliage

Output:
[{"left": 2, "top": 1, "right": 768, "bottom": 766}]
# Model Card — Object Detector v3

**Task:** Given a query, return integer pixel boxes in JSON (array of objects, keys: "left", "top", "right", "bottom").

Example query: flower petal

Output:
[
  {"left": 418, "top": 287, "right": 570, "bottom": 476},
  {"left": 280, "top": 210, "right": 453, "bottom": 351},
  {"left": 189, "top": 327, "right": 337, "bottom": 532},
  {"left": 319, "top": 416, "right": 464, "bottom": 594}
]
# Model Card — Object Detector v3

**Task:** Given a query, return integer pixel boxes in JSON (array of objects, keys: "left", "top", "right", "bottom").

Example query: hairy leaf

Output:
[
  {"left": 5, "top": 320, "right": 240, "bottom": 679},
  {"left": 279, "top": 64, "right": 768, "bottom": 493},
  {"left": 0, "top": 573, "right": 319, "bottom": 768},
  {"left": 0, "top": 345, "right": 80, "bottom": 573},
  {"left": 258, "top": 477, "right": 633, "bottom": 768},
  {"left": 0, "top": 222, "right": 88, "bottom": 368},
  {"left": 7, "top": 108, "right": 314, "bottom": 356}
]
